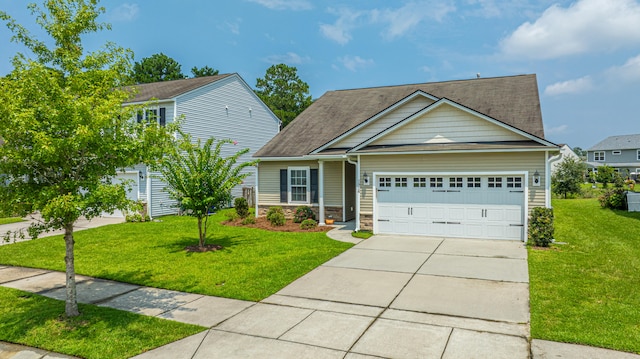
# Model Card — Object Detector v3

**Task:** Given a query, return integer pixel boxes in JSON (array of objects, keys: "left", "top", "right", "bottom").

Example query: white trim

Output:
[
  {"left": 545, "top": 150, "right": 551, "bottom": 208},
  {"left": 372, "top": 170, "right": 528, "bottom": 241},
  {"left": 350, "top": 98, "right": 557, "bottom": 152},
  {"left": 318, "top": 161, "right": 325, "bottom": 225},
  {"left": 145, "top": 167, "right": 152, "bottom": 219},
  {"left": 594, "top": 151, "right": 605, "bottom": 161},
  {"left": 311, "top": 91, "right": 439, "bottom": 154},
  {"left": 287, "top": 166, "right": 310, "bottom": 204},
  {"left": 349, "top": 147, "right": 555, "bottom": 156},
  {"left": 612, "top": 150, "right": 621, "bottom": 155},
  {"left": 254, "top": 163, "right": 260, "bottom": 216},
  {"left": 637, "top": 149, "right": 640, "bottom": 161},
  {"left": 341, "top": 161, "right": 346, "bottom": 222}
]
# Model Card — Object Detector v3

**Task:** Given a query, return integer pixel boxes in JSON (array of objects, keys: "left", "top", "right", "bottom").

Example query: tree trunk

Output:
[
  {"left": 197, "top": 217, "right": 204, "bottom": 248},
  {"left": 64, "top": 222, "right": 80, "bottom": 317}
]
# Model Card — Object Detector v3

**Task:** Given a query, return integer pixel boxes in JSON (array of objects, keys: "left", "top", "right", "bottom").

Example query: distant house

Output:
[
  {"left": 586, "top": 134, "right": 640, "bottom": 179},
  {"left": 254, "top": 74, "right": 558, "bottom": 241},
  {"left": 549, "top": 144, "right": 581, "bottom": 174},
  {"left": 108, "top": 74, "right": 280, "bottom": 218}
]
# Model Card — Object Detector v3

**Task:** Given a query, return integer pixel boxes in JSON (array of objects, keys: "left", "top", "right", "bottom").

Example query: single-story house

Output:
[
  {"left": 109, "top": 73, "right": 281, "bottom": 218},
  {"left": 254, "top": 74, "right": 559, "bottom": 241}
]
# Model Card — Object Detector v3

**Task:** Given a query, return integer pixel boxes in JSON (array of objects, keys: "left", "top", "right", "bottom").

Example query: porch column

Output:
[{"left": 318, "top": 160, "right": 325, "bottom": 225}]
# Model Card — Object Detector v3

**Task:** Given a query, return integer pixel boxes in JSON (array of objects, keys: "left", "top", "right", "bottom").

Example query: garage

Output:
[
  {"left": 375, "top": 174, "right": 525, "bottom": 240},
  {"left": 101, "top": 172, "right": 140, "bottom": 218}
]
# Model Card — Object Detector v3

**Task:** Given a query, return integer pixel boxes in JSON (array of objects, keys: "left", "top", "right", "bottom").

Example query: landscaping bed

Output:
[{"left": 224, "top": 215, "right": 333, "bottom": 232}]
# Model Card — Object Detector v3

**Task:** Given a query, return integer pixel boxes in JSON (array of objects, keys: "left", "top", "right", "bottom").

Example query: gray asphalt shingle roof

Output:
[
  {"left": 255, "top": 74, "right": 545, "bottom": 157},
  {"left": 587, "top": 134, "right": 640, "bottom": 151},
  {"left": 123, "top": 74, "right": 233, "bottom": 103}
]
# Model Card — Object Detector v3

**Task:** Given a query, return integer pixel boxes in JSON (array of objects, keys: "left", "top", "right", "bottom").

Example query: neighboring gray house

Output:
[
  {"left": 586, "top": 134, "right": 640, "bottom": 179},
  {"left": 254, "top": 74, "right": 558, "bottom": 241},
  {"left": 108, "top": 73, "right": 281, "bottom": 218}
]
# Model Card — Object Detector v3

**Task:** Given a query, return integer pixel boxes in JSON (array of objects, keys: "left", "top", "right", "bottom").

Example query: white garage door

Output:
[
  {"left": 101, "top": 172, "right": 139, "bottom": 218},
  {"left": 375, "top": 175, "right": 524, "bottom": 240}
]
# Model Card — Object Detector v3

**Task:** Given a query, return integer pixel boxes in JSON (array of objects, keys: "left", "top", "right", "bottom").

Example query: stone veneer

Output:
[
  {"left": 258, "top": 205, "right": 343, "bottom": 222},
  {"left": 360, "top": 213, "right": 373, "bottom": 230}
]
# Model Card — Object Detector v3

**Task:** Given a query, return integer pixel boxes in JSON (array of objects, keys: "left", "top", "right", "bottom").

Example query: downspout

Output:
[
  {"left": 545, "top": 150, "right": 552, "bottom": 208},
  {"left": 346, "top": 156, "right": 360, "bottom": 231},
  {"left": 254, "top": 163, "right": 260, "bottom": 217},
  {"left": 146, "top": 166, "right": 152, "bottom": 220},
  {"left": 318, "top": 160, "right": 325, "bottom": 225}
]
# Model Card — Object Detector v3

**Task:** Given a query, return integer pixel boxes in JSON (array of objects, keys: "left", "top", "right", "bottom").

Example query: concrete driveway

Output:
[{"left": 139, "top": 234, "right": 530, "bottom": 358}]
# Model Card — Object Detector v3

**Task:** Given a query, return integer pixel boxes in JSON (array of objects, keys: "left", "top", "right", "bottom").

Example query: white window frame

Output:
[
  {"left": 379, "top": 177, "right": 392, "bottom": 188},
  {"left": 413, "top": 177, "right": 426, "bottom": 187},
  {"left": 637, "top": 150, "right": 640, "bottom": 161},
  {"left": 594, "top": 151, "right": 605, "bottom": 161},
  {"left": 288, "top": 166, "right": 310, "bottom": 204},
  {"left": 467, "top": 177, "right": 481, "bottom": 188},
  {"left": 612, "top": 150, "right": 621, "bottom": 155}
]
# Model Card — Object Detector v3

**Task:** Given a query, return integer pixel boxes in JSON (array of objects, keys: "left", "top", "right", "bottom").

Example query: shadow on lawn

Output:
[{"left": 160, "top": 234, "right": 254, "bottom": 255}]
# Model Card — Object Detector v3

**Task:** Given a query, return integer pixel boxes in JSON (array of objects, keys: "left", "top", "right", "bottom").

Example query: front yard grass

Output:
[
  {"left": 0, "top": 217, "right": 24, "bottom": 225},
  {"left": 0, "top": 210, "right": 353, "bottom": 301},
  {"left": 0, "top": 287, "right": 204, "bottom": 359},
  {"left": 529, "top": 198, "right": 640, "bottom": 354}
]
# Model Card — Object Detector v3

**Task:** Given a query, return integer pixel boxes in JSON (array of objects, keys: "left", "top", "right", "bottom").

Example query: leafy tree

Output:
[
  {"left": 255, "top": 64, "right": 312, "bottom": 128},
  {"left": 132, "top": 52, "right": 185, "bottom": 83},
  {"left": 191, "top": 65, "right": 219, "bottom": 77},
  {"left": 596, "top": 165, "right": 615, "bottom": 188},
  {"left": 0, "top": 0, "right": 172, "bottom": 317},
  {"left": 572, "top": 146, "right": 587, "bottom": 158},
  {"left": 552, "top": 157, "right": 586, "bottom": 198},
  {"left": 155, "top": 130, "right": 257, "bottom": 249}
]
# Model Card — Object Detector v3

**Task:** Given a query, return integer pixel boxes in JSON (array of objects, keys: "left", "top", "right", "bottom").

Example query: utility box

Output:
[{"left": 628, "top": 192, "right": 640, "bottom": 212}]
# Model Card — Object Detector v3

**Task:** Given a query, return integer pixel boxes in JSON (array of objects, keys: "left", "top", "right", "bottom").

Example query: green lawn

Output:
[
  {"left": 529, "top": 198, "right": 640, "bottom": 354},
  {"left": 0, "top": 287, "right": 204, "bottom": 359},
  {"left": 0, "top": 217, "right": 24, "bottom": 225},
  {"left": 0, "top": 210, "right": 353, "bottom": 301}
]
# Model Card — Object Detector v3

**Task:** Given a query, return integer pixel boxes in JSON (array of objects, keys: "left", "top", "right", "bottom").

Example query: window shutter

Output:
[
  {"left": 280, "top": 169, "right": 287, "bottom": 203},
  {"left": 159, "top": 107, "right": 166, "bottom": 126},
  {"left": 136, "top": 111, "right": 142, "bottom": 123},
  {"left": 310, "top": 169, "right": 318, "bottom": 203}
]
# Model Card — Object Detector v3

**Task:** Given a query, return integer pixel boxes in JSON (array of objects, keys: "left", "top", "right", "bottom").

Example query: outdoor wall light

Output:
[
  {"left": 363, "top": 171, "right": 370, "bottom": 185},
  {"left": 533, "top": 170, "right": 541, "bottom": 187},
  {"left": 139, "top": 172, "right": 145, "bottom": 181}
]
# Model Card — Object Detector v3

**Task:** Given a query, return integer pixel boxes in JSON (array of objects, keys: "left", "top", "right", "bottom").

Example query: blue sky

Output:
[{"left": 1, "top": 0, "right": 640, "bottom": 149}]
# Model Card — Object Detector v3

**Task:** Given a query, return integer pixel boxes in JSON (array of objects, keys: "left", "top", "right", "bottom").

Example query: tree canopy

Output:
[
  {"left": 0, "top": 0, "right": 172, "bottom": 317},
  {"left": 154, "top": 131, "right": 257, "bottom": 249},
  {"left": 191, "top": 65, "right": 219, "bottom": 77},
  {"left": 552, "top": 157, "right": 586, "bottom": 198},
  {"left": 255, "top": 64, "right": 312, "bottom": 128},
  {"left": 132, "top": 52, "right": 185, "bottom": 83}
]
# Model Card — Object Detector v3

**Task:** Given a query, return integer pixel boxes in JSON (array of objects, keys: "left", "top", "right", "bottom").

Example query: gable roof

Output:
[
  {"left": 588, "top": 134, "right": 640, "bottom": 151},
  {"left": 124, "top": 74, "right": 233, "bottom": 103},
  {"left": 255, "top": 74, "right": 545, "bottom": 157}
]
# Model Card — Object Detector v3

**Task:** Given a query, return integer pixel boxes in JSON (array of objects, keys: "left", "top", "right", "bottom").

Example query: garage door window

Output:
[
  {"left": 488, "top": 177, "right": 502, "bottom": 188},
  {"left": 379, "top": 177, "right": 392, "bottom": 187},
  {"left": 506, "top": 177, "right": 522, "bottom": 188},
  {"left": 395, "top": 177, "right": 408, "bottom": 187},
  {"left": 430, "top": 177, "right": 443, "bottom": 188},
  {"left": 449, "top": 177, "right": 463, "bottom": 188},
  {"left": 467, "top": 177, "right": 481, "bottom": 188},
  {"left": 413, "top": 177, "right": 427, "bottom": 187}
]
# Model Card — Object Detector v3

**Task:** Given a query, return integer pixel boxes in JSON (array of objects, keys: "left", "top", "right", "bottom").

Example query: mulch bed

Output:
[
  {"left": 184, "top": 243, "right": 224, "bottom": 252},
  {"left": 224, "top": 216, "right": 333, "bottom": 233}
]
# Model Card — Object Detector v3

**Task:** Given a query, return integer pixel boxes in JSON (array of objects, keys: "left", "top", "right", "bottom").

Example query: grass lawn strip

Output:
[
  {"left": 0, "top": 287, "right": 204, "bottom": 359},
  {"left": 0, "top": 217, "right": 24, "bottom": 225},
  {"left": 529, "top": 198, "right": 640, "bottom": 354},
  {"left": 0, "top": 210, "right": 353, "bottom": 301}
]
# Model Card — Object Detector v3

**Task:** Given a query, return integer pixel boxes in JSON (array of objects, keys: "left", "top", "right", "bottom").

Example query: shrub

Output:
[
  {"left": 299, "top": 218, "right": 317, "bottom": 230},
  {"left": 125, "top": 213, "right": 150, "bottom": 223},
  {"left": 241, "top": 216, "right": 256, "bottom": 225},
  {"left": 528, "top": 207, "right": 554, "bottom": 247},
  {"left": 224, "top": 210, "right": 239, "bottom": 222},
  {"left": 266, "top": 206, "right": 285, "bottom": 226},
  {"left": 293, "top": 206, "right": 315, "bottom": 223},
  {"left": 599, "top": 188, "right": 627, "bottom": 210},
  {"left": 234, "top": 197, "right": 249, "bottom": 218}
]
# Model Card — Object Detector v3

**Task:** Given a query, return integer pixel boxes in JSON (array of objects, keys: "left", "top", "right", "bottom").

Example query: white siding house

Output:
[{"left": 107, "top": 73, "right": 280, "bottom": 218}]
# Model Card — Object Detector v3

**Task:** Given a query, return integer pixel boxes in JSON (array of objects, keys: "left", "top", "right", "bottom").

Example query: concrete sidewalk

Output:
[
  {"left": 1, "top": 225, "right": 639, "bottom": 358},
  {"left": 0, "top": 215, "right": 125, "bottom": 245}
]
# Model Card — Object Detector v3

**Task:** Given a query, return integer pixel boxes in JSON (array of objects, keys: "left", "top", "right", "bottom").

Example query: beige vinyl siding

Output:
[
  {"left": 331, "top": 96, "right": 435, "bottom": 149},
  {"left": 323, "top": 161, "right": 343, "bottom": 206},
  {"left": 371, "top": 104, "right": 526, "bottom": 146},
  {"left": 359, "top": 152, "right": 546, "bottom": 214},
  {"left": 258, "top": 160, "right": 318, "bottom": 204}
]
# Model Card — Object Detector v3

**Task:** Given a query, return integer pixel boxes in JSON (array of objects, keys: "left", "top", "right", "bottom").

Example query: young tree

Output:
[
  {"left": 191, "top": 65, "right": 219, "bottom": 77},
  {"left": 596, "top": 165, "right": 615, "bottom": 188},
  {"left": 255, "top": 64, "right": 312, "bottom": 128},
  {"left": 552, "top": 157, "right": 587, "bottom": 198},
  {"left": 0, "top": 0, "right": 171, "bottom": 317},
  {"left": 132, "top": 52, "right": 185, "bottom": 83},
  {"left": 155, "top": 131, "right": 257, "bottom": 249}
]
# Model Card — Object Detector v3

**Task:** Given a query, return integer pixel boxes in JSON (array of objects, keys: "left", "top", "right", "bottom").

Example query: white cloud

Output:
[
  {"left": 264, "top": 52, "right": 310, "bottom": 65},
  {"left": 109, "top": 3, "right": 139, "bottom": 22},
  {"left": 544, "top": 76, "right": 593, "bottom": 96},
  {"left": 605, "top": 54, "right": 640, "bottom": 83},
  {"left": 222, "top": 19, "right": 241, "bottom": 35},
  {"left": 247, "top": 0, "right": 312, "bottom": 11},
  {"left": 545, "top": 124, "right": 569, "bottom": 135},
  {"left": 320, "top": 1, "right": 456, "bottom": 45},
  {"left": 338, "top": 55, "right": 374, "bottom": 72},
  {"left": 500, "top": 0, "right": 640, "bottom": 60}
]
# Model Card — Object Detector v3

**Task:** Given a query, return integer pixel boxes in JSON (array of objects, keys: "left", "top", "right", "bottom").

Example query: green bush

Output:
[
  {"left": 224, "top": 210, "right": 239, "bottom": 222},
  {"left": 299, "top": 218, "right": 317, "bottom": 230},
  {"left": 528, "top": 207, "right": 554, "bottom": 247},
  {"left": 266, "top": 206, "right": 285, "bottom": 226},
  {"left": 599, "top": 188, "right": 627, "bottom": 210},
  {"left": 234, "top": 197, "right": 249, "bottom": 218},
  {"left": 293, "top": 206, "right": 315, "bottom": 223},
  {"left": 125, "top": 213, "right": 150, "bottom": 223},
  {"left": 241, "top": 216, "right": 256, "bottom": 225}
]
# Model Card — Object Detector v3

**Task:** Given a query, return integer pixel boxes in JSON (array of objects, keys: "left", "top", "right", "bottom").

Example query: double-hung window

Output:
[
  {"left": 637, "top": 150, "right": 640, "bottom": 161},
  {"left": 594, "top": 151, "right": 605, "bottom": 161},
  {"left": 289, "top": 167, "right": 309, "bottom": 203}
]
